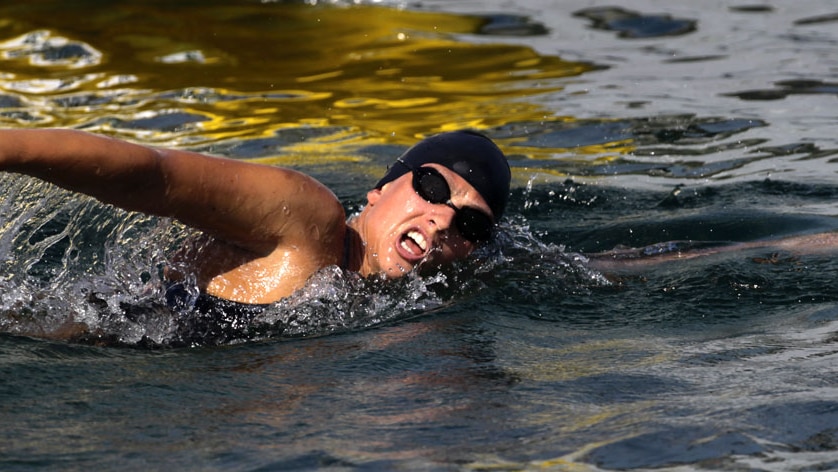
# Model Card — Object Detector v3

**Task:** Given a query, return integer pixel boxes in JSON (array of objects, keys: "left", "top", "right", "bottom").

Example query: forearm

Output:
[{"left": 0, "top": 129, "right": 168, "bottom": 214}]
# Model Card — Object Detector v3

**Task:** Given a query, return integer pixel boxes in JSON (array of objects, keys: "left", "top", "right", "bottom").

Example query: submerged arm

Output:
[
  {"left": 0, "top": 129, "right": 345, "bottom": 254},
  {"left": 586, "top": 231, "right": 838, "bottom": 274}
]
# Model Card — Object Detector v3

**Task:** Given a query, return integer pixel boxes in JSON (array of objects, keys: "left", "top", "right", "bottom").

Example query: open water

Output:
[{"left": 2, "top": 0, "right": 838, "bottom": 470}]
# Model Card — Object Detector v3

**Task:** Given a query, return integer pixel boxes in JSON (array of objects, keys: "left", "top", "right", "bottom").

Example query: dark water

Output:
[{"left": 2, "top": 0, "right": 838, "bottom": 470}]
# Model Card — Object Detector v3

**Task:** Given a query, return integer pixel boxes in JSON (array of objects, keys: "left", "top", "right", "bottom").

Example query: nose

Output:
[{"left": 426, "top": 201, "right": 457, "bottom": 236}]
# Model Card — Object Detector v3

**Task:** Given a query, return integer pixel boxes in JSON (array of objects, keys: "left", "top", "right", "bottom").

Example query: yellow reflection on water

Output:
[{"left": 0, "top": 2, "right": 612, "bottom": 165}]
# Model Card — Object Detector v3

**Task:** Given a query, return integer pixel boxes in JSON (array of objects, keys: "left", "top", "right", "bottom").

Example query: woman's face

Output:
[{"left": 354, "top": 164, "right": 494, "bottom": 278}]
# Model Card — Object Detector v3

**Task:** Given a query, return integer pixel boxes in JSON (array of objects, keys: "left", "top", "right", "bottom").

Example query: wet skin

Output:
[
  {"left": 586, "top": 231, "right": 838, "bottom": 275},
  {"left": 180, "top": 163, "right": 494, "bottom": 302},
  {"left": 346, "top": 163, "right": 494, "bottom": 278},
  {"left": 0, "top": 129, "right": 499, "bottom": 305}
]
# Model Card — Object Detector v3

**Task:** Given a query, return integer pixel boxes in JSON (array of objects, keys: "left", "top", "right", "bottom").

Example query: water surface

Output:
[{"left": 2, "top": 0, "right": 838, "bottom": 470}]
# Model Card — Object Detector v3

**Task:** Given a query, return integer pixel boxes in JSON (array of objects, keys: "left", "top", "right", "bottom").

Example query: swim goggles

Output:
[{"left": 396, "top": 159, "right": 495, "bottom": 243}]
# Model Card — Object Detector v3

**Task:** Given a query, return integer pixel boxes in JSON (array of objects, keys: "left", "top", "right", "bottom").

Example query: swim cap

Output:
[{"left": 376, "top": 130, "right": 511, "bottom": 220}]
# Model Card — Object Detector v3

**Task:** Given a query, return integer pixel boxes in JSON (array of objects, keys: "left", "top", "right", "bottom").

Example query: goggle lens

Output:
[{"left": 409, "top": 166, "right": 494, "bottom": 243}]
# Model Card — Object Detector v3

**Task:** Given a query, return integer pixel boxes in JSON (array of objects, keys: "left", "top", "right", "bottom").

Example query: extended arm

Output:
[
  {"left": 0, "top": 129, "right": 345, "bottom": 254},
  {"left": 586, "top": 231, "right": 838, "bottom": 274}
]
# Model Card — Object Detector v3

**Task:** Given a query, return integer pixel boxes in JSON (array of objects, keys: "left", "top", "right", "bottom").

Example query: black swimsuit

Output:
[
  {"left": 164, "top": 283, "right": 270, "bottom": 346},
  {"left": 165, "top": 231, "right": 353, "bottom": 346}
]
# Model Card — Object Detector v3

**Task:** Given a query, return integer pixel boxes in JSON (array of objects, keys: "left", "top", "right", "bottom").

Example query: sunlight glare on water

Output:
[{"left": 0, "top": 1, "right": 595, "bottom": 152}]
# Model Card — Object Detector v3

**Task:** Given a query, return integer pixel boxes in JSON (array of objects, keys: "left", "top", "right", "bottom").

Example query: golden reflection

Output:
[
  {"left": 501, "top": 337, "right": 674, "bottom": 383},
  {"left": 0, "top": 2, "right": 612, "bottom": 169}
]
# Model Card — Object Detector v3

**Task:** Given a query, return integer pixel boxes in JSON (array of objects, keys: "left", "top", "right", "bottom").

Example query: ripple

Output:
[
  {"left": 2, "top": 74, "right": 103, "bottom": 94},
  {"left": 0, "top": 30, "right": 102, "bottom": 69},
  {"left": 729, "top": 5, "right": 775, "bottom": 13},
  {"left": 156, "top": 50, "right": 213, "bottom": 64},
  {"left": 115, "top": 111, "right": 211, "bottom": 131},
  {"left": 573, "top": 7, "right": 697, "bottom": 39},
  {"left": 726, "top": 79, "right": 838, "bottom": 100},
  {"left": 0, "top": 94, "right": 24, "bottom": 108},
  {"left": 474, "top": 13, "right": 549, "bottom": 36},
  {"left": 794, "top": 12, "right": 838, "bottom": 26},
  {"left": 493, "top": 115, "right": 773, "bottom": 180}
]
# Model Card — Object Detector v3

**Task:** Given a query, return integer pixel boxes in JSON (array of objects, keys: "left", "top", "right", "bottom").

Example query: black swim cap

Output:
[{"left": 376, "top": 130, "right": 511, "bottom": 220}]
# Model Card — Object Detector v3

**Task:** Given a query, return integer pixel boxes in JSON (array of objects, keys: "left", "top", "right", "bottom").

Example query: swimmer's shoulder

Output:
[
  {"left": 281, "top": 168, "right": 346, "bottom": 242},
  {"left": 263, "top": 167, "right": 347, "bottom": 266}
]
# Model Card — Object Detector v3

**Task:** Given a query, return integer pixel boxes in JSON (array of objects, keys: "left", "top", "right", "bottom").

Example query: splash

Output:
[
  {"left": 0, "top": 175, "right": 447, "bottom": 346},
  {"left": 0, "top": 174, "right": 180, "bottom": 344},
  {"left": 0, "top": 172, "right": 611, "bottom": 348}
]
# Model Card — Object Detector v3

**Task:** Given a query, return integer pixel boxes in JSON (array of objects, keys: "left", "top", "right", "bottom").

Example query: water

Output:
[{"left": 2, "top": 0, "right": 838, "bottom": 469}]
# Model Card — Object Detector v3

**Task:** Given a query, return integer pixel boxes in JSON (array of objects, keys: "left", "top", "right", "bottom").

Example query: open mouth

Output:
[{"left": 398, "top": 229, "right": 428, "bottom": 260}]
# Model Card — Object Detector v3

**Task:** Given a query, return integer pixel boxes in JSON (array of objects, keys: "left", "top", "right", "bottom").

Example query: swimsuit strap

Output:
[{"left": 341, "top": 229, "right": 352, "bottom": 270}]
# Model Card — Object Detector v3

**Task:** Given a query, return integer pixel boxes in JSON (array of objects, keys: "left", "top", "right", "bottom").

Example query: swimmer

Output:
[
  {"left": 0, "top": 128, "right": 511, "bottom": 305},
  {"left": 2, "top": 128, "right": 836, "bottom": 311}
]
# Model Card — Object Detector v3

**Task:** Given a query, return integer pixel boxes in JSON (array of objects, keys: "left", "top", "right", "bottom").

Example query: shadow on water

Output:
[{"left": 1, "top": 0, "right": 838, "bottom": 470}]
